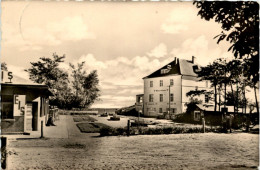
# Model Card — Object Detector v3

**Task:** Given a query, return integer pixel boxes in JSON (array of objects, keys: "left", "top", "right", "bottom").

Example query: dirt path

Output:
[{"left": 7, "top": 133, "right": 259, "bottom": 170}]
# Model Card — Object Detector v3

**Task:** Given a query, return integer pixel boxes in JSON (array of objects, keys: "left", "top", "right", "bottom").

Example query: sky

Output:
[{"left": 1, "top": 1, "right": 234, "bottom": 108}]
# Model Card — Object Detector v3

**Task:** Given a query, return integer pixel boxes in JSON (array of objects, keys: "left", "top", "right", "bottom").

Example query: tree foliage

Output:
[
  {"left": 25, "top": 53, "right": 71, "bottom": 108},
  {"left": 70, "top": 62, "right": 100, "bottom": 109},
  {"left": 25, "top": 53, "right": 100, "bottom": 109},
  {"left": 194, "top": 1, "right": 259, "bottom": 85},
  {"left": 197, "top": 58, "right": 227, "bottom": 112},
  {"left": 226, "top": 91, "right": 245, "bottom": 108},
  {"left": 185, "top": 98, "right": 202, "bottom": 114},
  {"left": 193, "top": 1, "right": 259, "bottom": 114},
  {"left": 186, "top": 89, "right": 206, "bottom": 98}
]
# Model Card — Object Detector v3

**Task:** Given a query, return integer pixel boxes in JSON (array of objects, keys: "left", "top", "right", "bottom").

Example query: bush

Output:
[
  {"left": 100, "top": 127, "right": 114, "bottom": 136},
  {"left": 116, "top": 127, "right": 126, "bottom": 135},
  {"left": 162, "top": 127, "right": 173, "bottom": 134},
  {"left": 110, "top": 115, "right": 120, "bottom": 121},
  {"left": 157, "top": 115, "right": 165, "bottom": 119},
  {"left": 77, "top": 123, "right": 110, "bottom": 133},
  {"left": 174, "top": 113, "right": 197, "bottom": 124},
  {"left": 99, "top": 125, "right": 222, "bottom": 136}
]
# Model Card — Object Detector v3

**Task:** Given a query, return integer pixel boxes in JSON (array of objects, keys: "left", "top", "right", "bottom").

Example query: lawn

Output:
[
  {"left": 73, "top": 115, "right": 97, "bottom": 122},
  {"left": 76, "top": 122, "right": 111, "bottom": 133}
]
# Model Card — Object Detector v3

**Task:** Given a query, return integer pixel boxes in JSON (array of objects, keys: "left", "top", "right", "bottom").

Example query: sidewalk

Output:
[
  {"left": 2, "top": 115, "right": 70, "bottom": 140},
  {"left": 2, "top": 115, "right": 97, "bottom": 141},
  {"left": 43, "top": 115, "right": 69, "bottom": 138}
]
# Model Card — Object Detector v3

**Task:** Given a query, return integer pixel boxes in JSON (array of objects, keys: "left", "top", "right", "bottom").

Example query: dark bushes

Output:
[{"left": 99, "top": 126, "right": 222, "bottom": 136}]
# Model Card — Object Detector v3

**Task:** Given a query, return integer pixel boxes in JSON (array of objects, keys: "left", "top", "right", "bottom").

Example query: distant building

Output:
[
  {"left": 1, "top": 71, "right": 52, "bottom": 134},
  {"left": 142, "top": 56, "right": 210, "bottom": 117},
  {"left": 191, "top": 104, "right": 258, "bottom": 125}
]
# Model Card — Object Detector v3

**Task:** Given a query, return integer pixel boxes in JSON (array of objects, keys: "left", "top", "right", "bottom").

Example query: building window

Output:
[
  {"left": 1, "top": 102, "right": 13, "bottom": 119},
  {"left": 160, "top": 80, "right": 163, "bottom": 87},
  {"left": 205, "top": 94, "right": 209, "bottom": 103},
  {"left": 167, "top": 108, "right": 176, "bottom": 113},
  {"left": 148, "top": 108, "right": 156, "bottom": 111},
  {"left": 150, "top": 81, "right": 153, "bottom": 87},
  {"left": 159, "top": 108, "right": 163, "bottom": 113},
  {"left": 149, "top": 94, "right": 154, "bottom": 102},
  {"left": 160, "top": 94, "right": 163, "bottom": 102},
  {"left": 1, "top": 95, "right": 14, "bottom": 119},
  {"left": 170, "top": 79, "right": 174, "bottom": 86},
  {"left": 170, "top": 93, "right": 174, "bottom": 102}
]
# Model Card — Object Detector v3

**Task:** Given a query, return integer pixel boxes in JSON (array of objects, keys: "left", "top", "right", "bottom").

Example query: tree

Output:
[
  {"left": 25, "top": 53, "right": 71, "bottom": 108},
  {"left": 26, "top": 54, "right": 100, "bottom": 110},
  {"left": 83, "top": 70, "right": 100, "bottom": 107},
  {"left": 226, "top": 59, "right": 243, "bottom": 113},
  {"left": 226, "top": 91, "right": 244, "bottom": 108},
  {"left": 243, "top": 58, "right": 259, "bottom": 115},
  {"left": 194, "top": 1, "right": 258, "bottom": 59},
  {"left": 69, "top": 62, "right": 100, "bottom": 109},
  {"left": 198, "top": 59, "right": 225, "bottom": 112},
  {"left": 194, "top": 1, "right": 259, "bottom": 114}
]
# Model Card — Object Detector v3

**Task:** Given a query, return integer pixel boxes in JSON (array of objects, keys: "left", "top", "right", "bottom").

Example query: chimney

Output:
[{"left": 192, "top": 56, "right": 196, "bottom": 64}]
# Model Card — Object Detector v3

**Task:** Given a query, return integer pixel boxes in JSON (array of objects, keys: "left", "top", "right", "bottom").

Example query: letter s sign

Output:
[{"left": 8, "top": 72, "right": 13, "bottom": 82}]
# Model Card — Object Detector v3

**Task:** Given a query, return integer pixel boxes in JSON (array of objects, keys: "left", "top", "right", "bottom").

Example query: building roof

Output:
[
  {"left": 136, "top": 94, "right": 144, "bottom": 97},
  {"left": 1, "top": 72, "right": 53, "bottom": 96},
  {"left": 1, "top": 83, "right": 53, "bottom": 96},
  {"left": 143, "top": 57, "right": 200, "bottom": 79},
  {"left": 179, "top": 59, "right": 198, "bottom": 77}
]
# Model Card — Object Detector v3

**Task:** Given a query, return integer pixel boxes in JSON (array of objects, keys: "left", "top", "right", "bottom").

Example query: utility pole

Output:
[
  {"left": 237, "top": 81, "right": 239, "bottom": 114},
  {"left": 224, "top": 60, "right": 227, "bottom": 109},
  {"left": 169, "top": 85, "right": 171, "bottom": 118}
]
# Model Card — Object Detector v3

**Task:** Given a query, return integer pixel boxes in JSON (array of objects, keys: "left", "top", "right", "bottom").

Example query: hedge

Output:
[{"left": 99, "top": 126, "right": 222, "bottom": 136}]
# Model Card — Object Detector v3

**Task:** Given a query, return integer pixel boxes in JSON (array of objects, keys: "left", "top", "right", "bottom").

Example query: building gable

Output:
[
  {"left": 143, "top": 57, "right": 201, "bottom": 79},
  {"left": 143, "top": 58, "right": 180, "bottom": 79}
]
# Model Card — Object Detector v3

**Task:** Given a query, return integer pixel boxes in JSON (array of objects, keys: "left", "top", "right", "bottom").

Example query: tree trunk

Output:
[
  {"left": 214, "top": 85, "right": 217, "bottom": 112},
  {"left": 254, "top": 85, "right": 259, "bottom": 115},
  {"left": 218, "top": 85, "right": 221, "bottom": 112},
  {"left": 244, "top": 84, "right": 247, "bottom": 114},
  {"left": 237, "top": 81, "right": 239, "bottom": 114},
  {"left": 224, "top": 79, "right": 227, "bottom": 108},
  {"left": 231, "top": 83, "right": 236, "bottom": 113}
]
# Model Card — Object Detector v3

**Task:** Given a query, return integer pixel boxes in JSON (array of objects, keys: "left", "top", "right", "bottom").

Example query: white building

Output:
[{"left": 142, "top": 57, "right": 210, "bottom": 117}]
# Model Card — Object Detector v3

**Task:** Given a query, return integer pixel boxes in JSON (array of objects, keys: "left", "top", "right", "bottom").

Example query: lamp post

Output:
[{"left": 168, "top": 85, "right": 172, "bottom": 118}]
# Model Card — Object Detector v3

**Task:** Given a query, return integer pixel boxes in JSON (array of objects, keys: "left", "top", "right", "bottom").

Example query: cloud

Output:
[
  {"left": 147, "top": 43, "right": 167, "bottom": 58},
  {"left": 46, "top": 16, "right": 96, "bottom": 41},
  {"left": 171, "top": 35, "right": 233, "bottom": 66},
  {"left": 77, "top": 54, "right": 107, "bottom": 71},
  {"left": 71, "top": 53, "right": 166, "bottom": 107},
  {"left": 2, "top": 16, "right": 95, "bottom": 51},
  {"left": 161, "top": 7, "right": 197, "bottom": 34}
]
